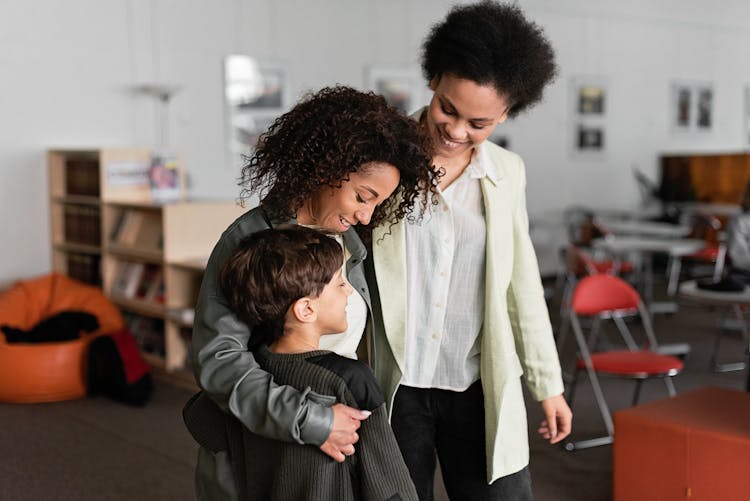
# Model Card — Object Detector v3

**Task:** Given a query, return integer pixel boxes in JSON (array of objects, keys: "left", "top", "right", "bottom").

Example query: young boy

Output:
[{"left": 219, "top": 225, "right": 417, "bottom": 501}]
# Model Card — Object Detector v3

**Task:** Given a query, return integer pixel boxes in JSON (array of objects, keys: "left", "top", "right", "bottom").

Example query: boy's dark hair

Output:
[
  {"left": 219, "top": 225, "right": 343, "bottom": 345},
  {"left": 421, "top": 1, "right": 557, "bottom": 118},
  {"left": 239, "top": 85, "right": 438, "bottom": 231}
]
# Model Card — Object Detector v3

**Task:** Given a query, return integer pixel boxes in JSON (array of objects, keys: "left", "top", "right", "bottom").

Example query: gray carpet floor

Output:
[{"left": 1, "top": 278, "right": 747, "bottom": 501}]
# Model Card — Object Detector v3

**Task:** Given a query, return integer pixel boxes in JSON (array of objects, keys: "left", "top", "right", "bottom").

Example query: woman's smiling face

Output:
[
  {"left": 426, "top": 73, "right": 509, "bottom": 162},
  {"left": 299, "top": 162, "right": 400, "bottom": 232}
]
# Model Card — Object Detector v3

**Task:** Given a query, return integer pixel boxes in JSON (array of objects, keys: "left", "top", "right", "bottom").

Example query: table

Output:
[
  {"left": 614, "top": 386, "right": 750, "bottom": 501},
  {"left": 593, "top": 237, "right": 705, "bottom": 314},
  {"left": 591, "top": 206, "right": 664, "bottom": 221},
  {"left": 597, "top": 219, "right": 691, "bottom": 238},
  {"left": 679, "top": 279, "right": 750, "bottom": 389},
  {"left": 676, "top": 202, "right": 741, "bottom": 218}
]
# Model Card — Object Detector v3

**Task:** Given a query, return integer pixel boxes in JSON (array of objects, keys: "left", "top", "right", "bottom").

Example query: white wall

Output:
[{"left": 2, "top": 0, "right": 750, "bottom": 286}]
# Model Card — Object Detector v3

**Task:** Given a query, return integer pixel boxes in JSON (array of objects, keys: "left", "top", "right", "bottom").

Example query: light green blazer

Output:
[{"left": 368, "top": 142, "right": 564, "bottom": 483}]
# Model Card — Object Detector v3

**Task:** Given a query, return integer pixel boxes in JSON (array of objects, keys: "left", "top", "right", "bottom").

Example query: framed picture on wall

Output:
[
  {"left": 570, "top": 76, "right": 608, "bottom": 158},
  {"left": 229, "top": 112, "right": 279, "bottom": 166},
  {"left": 364, "top": 65, "right": 427, "bottom": 115},
  {"left": 577, "top": 84, "right": 606, "bottom": 115},
  {"left": 695, "top": 86, "right": 713, "bottom": 129},
  {"left": 670, "top": 81, "right": 713, "bottom": 133},
  {"left": 577, "top": 124, "right": 604, "bottom": 150},
  {"left": 672, "top": 84, "right": 692, "bottom": 130},
  {"left": 224, "top": 55, "right": 288, "bottom": 169}
]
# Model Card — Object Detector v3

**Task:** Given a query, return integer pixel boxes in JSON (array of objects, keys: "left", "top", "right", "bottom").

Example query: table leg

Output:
[{"left": 643, "top": 251, "right": 680, "bottom": 315}]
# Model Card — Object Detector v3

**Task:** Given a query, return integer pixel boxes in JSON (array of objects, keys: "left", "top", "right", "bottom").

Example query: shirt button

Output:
[
  {"left": 440, "top": 271, "right": 446, "bottom": 277},
  {"left": 432, "top": 332, "right": 439, "bottom": 340},
  {"left": 435, "top": 302, "right": 442, "bottom": 308}
]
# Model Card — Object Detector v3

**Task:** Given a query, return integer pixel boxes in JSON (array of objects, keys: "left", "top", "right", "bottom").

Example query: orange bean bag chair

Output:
[{"left": 0, "top": 272, "right": 124, "bottom": 403}]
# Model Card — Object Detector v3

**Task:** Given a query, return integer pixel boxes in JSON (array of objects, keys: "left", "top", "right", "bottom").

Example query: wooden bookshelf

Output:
[{"left": 48, "top": 148, "right": 245, "bottom": 385}]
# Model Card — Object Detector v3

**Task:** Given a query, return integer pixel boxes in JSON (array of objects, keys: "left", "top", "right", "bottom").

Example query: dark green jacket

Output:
[{"left": 186, "top": 205, "right": 373, "bottom": 500}]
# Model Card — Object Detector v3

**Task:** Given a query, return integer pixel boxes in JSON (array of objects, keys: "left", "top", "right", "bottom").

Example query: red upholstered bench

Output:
[{"left": 614, "top": 386, "right": 750, "bottom": 501}]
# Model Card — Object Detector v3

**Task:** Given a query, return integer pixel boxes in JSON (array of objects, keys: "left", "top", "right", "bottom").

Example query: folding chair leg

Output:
[
  {"left": 613, "top": 315, "right": 638, "bottom": 351},
  {"left": 564, "top": 312, "right": 617, "bottom": 451},
  {"left": 564, "top": 435, "right": 613, "bottom": 451},
  {"left": 564, "top": 368, "right": 580, "bottom": 406},
  {"left": 666, "top": 256, "right": 682, "bottom": 297},
  {"left": 711, "top": 310, "right": 747, "bottom": 372},
  {"left": 556, "top": 308, "right": 570, "bottom": 352},
  {"left": 664, "top": 376, "right": 677, "bottom": 397},
  {"left": 632, "top": 380, "right": 644, "bottom": 406},
  {"left": 587, "top": 317, "right": 603, "bottom": 351},
  {"left": 711, "top": 316, "right": 726, "bottom": 370},
  {"left": 563, "top": 369, "right": 617, "bottom": 451},
  {"left": 556, "top": 277, "right": 575, "bottom": 351}
]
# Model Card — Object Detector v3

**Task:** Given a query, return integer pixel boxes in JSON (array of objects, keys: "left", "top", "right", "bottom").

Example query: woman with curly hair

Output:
[
  {"left": 366, "top": 2, "right": 572, "bottom": 500},
  {"left": 185, "top": 85, "right": 436, "bottom": 500}
]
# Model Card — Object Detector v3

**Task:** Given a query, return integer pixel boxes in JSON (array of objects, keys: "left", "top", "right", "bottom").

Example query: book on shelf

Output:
[
  {"left": 134, "top": 212, "right": 163, "bottom": 250},
  {"left": 111, "top": 210, "right": 145, "bottom": 246},
  {"left": 65, "top": 159, "right": 100, "bottom": 197},
  {"left": 66, "top": 253, "right": 101, "bottom": 285},
  {"left": 64, "top": 204, "right": 101, "bottom": 246},
  {"left": 133, "top": 265, "right": 164, "bottom": 303},
  {"left": 112, "top": 261, "right": 145, "bottom": 298},
  {"left": 108, "top": 210, "right": 127, "bottom": 242},
  {"left": 145, "top": 271, "right": 165, "bottom": 303}
]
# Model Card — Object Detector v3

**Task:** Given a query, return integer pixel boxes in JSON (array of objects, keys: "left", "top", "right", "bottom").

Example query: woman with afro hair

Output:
[
  {"left": 365, "top": 2, "right": 572, "bottom": 500},
  {"left": 185, "top": 85, "right": 437, "bottom": 500}
]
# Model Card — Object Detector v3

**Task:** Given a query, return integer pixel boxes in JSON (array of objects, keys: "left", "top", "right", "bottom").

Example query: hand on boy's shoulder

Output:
[{"left": 307, "top": 353, "right": 384, "bottom": 412}]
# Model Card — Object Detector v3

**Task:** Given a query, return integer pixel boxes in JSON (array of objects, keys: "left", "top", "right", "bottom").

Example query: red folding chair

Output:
[
  {"left": 666, "top": 212, "right": 727, "bottom": 296},
  {"left": 562, "top": 274, "right": 684, "bottom": 451},
  {"left": 556, "top": 244, "right": 634, "bottom": 350}
]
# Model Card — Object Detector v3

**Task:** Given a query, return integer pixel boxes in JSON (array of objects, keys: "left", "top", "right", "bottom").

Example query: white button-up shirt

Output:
[{"left": 401, "top": 145, "right": 491, "bottom": 391}]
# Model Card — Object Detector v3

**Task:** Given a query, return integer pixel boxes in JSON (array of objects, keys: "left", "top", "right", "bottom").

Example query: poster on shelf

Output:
[
  {"left": 105, "top": 160, "right": 150, "bottom": 187},
  {"left": 148, "top": 155, "right": 181, "bottom": 203}
]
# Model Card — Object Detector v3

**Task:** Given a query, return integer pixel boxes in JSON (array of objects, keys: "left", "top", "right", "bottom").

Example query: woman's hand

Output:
[
  {"left": 538, "top": 394, "right": 573, "bottom": 444},
  {"left": 319, "top": 403, "right": 371, "bottom": 462}
]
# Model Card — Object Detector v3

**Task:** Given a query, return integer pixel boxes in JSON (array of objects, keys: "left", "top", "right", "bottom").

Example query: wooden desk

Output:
[{"left": 614, "top": 387, "right": 750, "bottom": 501}]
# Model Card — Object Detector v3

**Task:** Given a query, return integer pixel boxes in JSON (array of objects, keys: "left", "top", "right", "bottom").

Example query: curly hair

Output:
[
  {"left": 421, "top": 1, "right": 557, "bottom": 118},
  {"left": 219, "top": 225, "right": 343, "bottom": 345},
  {"left": 239, "top": 86, "right": 438, "bottom": 232}
]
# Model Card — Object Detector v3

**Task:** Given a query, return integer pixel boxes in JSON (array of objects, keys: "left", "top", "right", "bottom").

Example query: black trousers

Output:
[{"left": 391, "top": 382, "right": 533, "bottom": 501}]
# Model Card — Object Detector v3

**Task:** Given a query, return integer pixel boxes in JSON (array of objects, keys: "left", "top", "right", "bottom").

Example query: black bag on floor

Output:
[{"left": 87, "top": 329, "right": 153, "bottom": 406}]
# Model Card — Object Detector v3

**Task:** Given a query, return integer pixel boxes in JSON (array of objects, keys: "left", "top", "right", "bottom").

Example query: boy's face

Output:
[{"left": 314, "top": 268, "right": 353, "bottom": 334}]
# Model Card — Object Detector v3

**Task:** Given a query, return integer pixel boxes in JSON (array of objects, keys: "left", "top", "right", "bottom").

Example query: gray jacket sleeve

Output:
[
  {"left": 192, "top": 208, "right": 335, "bottom": 445},
  {"left": 728, "top": 214, "right": 750, "bottom": 271}
]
